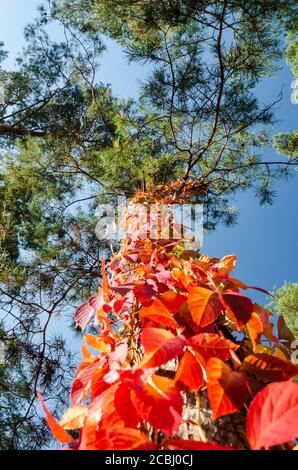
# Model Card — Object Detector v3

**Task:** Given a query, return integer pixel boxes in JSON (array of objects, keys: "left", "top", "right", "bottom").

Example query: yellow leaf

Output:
[{"left": 60, "top": 406, "right": 88, "bottom": 430}]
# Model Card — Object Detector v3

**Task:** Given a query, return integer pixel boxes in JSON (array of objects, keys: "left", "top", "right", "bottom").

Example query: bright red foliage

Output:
[{"left": 40, "top": 188, "right": 298, "bottom": 450}]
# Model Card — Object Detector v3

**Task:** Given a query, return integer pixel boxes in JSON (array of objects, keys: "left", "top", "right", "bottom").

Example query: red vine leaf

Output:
[
  {"left": 174, "top": 348, "right": 205, "bottom": 392},
  {"left": 188, "top": 333, "right": 239, "bottom": 362},
  {"left": 38, "top": 393, "right": 72, "bottom": 444},
  {"left": 206, "top": 358, "right": 249, "bottom": 420},
  {"left": 247, "top": 380, "right": 298, "bottom": 449},
  {"left": 131, "top": 374, "right": 183, "bottom": 436},
  {"left": 241, "top": 353, "right": 298, "bottom": 382},
  {"left": 220, "top": 291, "right": 253, "bottom": 330},
  {"left": 188, "top": 287, "right": 222, "bottom": 328},
  {"left": 140, "top": 327, "right": 186, "bottom": 368},
  {"left": 139, "top": 300, "right": 180, "bottom": 329}
]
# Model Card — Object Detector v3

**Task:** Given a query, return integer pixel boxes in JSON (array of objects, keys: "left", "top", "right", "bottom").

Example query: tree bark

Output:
[{"left": 159, "top": 360, "right": 249, "bottom": 449}]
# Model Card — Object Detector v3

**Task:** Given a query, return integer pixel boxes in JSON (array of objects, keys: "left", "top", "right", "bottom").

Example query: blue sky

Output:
[{"left": 1, "top": 0, "right": 297, "bottom": 309}]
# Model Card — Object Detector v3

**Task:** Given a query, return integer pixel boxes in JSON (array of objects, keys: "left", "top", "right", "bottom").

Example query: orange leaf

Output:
[
  {"left": 188, "top": 333, "right": 239, "bottom": 362},
  {"left": 101, "top": 257, "right": 109, "bottom": 294},
  {"left": 246, "top": 312, "right": 264, "bottom": 349},
  {"left": 60, "top": 406, "right": 88, "bottom": 430},
  {"left": 211, "top": 255, "right": 237, "bottom": 275},
  {"left": 171, "top": 267, "right": 192, "bottom": 289},
  {"left": 84, "top": 334, "right": 111, "bottom": 353},
  {"left": 38, "top": 393, "right": 72, "bottom": 444},
  {"left": 188, "top": 287, "right": 222, "bottom": 328},
  {"left": 247, "top": 380, "right": 298, "bottom": 449},
  {"left": 206, "top": 358, "right": 249, "bottom": 420},
  {"left": 140, "top": 327, "right": 186, "bottom": 368},
  {"left": 159, "top": 291, "right": 187, "bottom": 313},
  {"left": 139, "top": 300, "right": 179, "bottom": 330},
  {"left": 241, "top": 353, "right": 298, "bottom": 382},
  {"left": 175, "top": 348, "right": 204, "bottom": 392}
]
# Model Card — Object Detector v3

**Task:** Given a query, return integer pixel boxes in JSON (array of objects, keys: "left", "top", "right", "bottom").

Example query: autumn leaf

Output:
[
  {"left": 277, "top": 315, "right": 295, "bottom": 343},
  {"left": 241, "top": 353, "right": 298, "bottom": 382},
  {"left": 71, "top": 356, "right": 104, "bottom": 404},
  {"left": 139, "top": 299, "right": 179, "bottom": 330},
  {"left": 84, "top": 334, "right": 111, "bottom": 353},
  {"left": 175, "top": 348, "right": 205, "bottom": 392},
  {"left": 171, "top": 267, "right": 192, "bottom": 288},
  {"left": 254, "top": 304, "right": 278, "bottom": 342},
  {"left": 207, "top": 358, "right": 249, "bottom": 420},
  {"left": 159, "top": 290, "right": 187, "bottom": 313},
  {"left": 101, "top": 257, "right": 109, "bottom": 294},
  {"left": 95, "top": 428, "right": 157, "bottom": 450},
  {"left": 60, "top": 406, "right": 88, "bottom": 430},
  {"left": 38, "top": 393, "right": 72, "bottom": 444},
  {"left": 131, "top": 373, "right": 183, "bottom": 436},
  {"left": 74, "top": 302, "right": 94, "bottom": 332},
  {"left": 188, "top": 287, "right": 222, "bottom": 328},
  {"left": 220, "top": 291, "right": 253, "bottom": 330},
  {"left": 246, "top": 380, "right": 298, "bottom": 449},
  {"left": 211, "top": 255, "right": 237, "bottom": 275},
  {"left": 140, "top": 327, "right": 186, "bottom": 368},
  {"left": 246, "top": 312, "right": 264, "bottom": 349},
  {"left": 188, "top": 333, "right": 239, "bottom": 363}
]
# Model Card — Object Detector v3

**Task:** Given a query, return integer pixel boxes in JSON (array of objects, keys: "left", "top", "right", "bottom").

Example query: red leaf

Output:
[
  {"left": 175, "top": 348, "right": 204, "bottom": 392},
  {"left": 188, "top": 287, "right": 222, "bottom": 328},
  {"left": 114, "top": 383, "right": 140, "bottom": 428},
  {"left": 188, "top": 333, "right": 239, "bottom": 362},
  {"left": 95, "top": 428, "right": 156, "bottom": 450},
  {"left": 74, "top": 301, "right": 94, "bottom": 331},
  {"left": 71, "top": 357, "right": 103, "bottom": 404},
  {"left": 91, "top": 366, "right": 111, "bottom": 399},
  {"left": 89, "top": 291, "right": 104, "bottom": 310},
  {"left": 241, "top": 353, "right": 298, "bottom": 382},
  {"left": 164, "top": 439, "right": 236, "bottom": 450},
  {"left": 38, "top": 393, "right": 72, "bottom": 444},
  {"left": 140, "top": 327, "right": 186, "bottom": 368},
  {"left": 131, "top": 373, "right": 183, "bottom": 436},
  {"left": 246, "top": 380, "right": 298, "bottom": 449},
  {"left": 139, "top": 300, "right": 180, "bottom": 330},
  {"left": 221, "top": 292, "right": 253, "bottom": 330},
  {"left": 206, "top": 358, "right": 249, "bottom": 420}
]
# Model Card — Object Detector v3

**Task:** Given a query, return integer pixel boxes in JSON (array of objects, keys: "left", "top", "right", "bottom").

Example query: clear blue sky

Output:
[{"left": 1, "top": 0, "right": 297, "bottom": 308}]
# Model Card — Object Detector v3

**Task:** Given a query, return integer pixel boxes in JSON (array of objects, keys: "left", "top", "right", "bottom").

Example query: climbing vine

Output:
[{"left": 40, "top": 184, "right": 298, "bottom": 450}]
